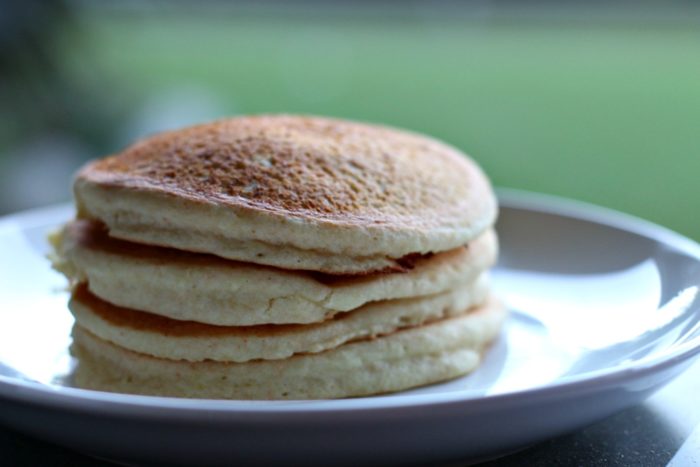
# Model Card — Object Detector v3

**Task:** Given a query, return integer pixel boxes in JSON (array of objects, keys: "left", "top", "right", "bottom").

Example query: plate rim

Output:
[{"left": 1, "top": 189, "right": 700, "bottom": 417}]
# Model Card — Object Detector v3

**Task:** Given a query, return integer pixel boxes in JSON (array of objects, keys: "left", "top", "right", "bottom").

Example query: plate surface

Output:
[{"left": 1, "top": 190, "right": 699, "bottom": 466}]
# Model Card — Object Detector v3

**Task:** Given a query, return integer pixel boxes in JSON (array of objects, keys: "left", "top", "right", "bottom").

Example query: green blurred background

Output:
[{"left": 1, "top": 1, "right": 699, "bottom": 240}]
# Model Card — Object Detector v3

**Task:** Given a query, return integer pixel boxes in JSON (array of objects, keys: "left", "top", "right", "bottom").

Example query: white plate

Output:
[{"left": 1, "top": 190, "right": 699, "bottom": 466}]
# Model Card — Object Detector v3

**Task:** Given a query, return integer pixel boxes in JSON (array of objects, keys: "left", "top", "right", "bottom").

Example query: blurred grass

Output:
[{"left": 63, "top": 11, "right": 700, "bottom": 240}]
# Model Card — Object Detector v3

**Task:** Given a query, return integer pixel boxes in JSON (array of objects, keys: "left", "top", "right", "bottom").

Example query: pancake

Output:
[
  {"left": 74, "top": 115, "right": 497, "bottom": 274},
  {"left": 52, "top": 114, "right": 505, "bottom": 400},
  {"left": 52, "top": 219, "right": 497, "bottom": 325},
  {"left": 68, "top": 277, "right": 489, "bottom": 362},
  {"left": 70, "top": 297, "right": 506, "bottom": 400}
]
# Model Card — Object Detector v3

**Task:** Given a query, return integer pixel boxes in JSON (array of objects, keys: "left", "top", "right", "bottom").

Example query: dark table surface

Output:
[{"left": 2, "top": 360, "right": 699, "bottom": 466}]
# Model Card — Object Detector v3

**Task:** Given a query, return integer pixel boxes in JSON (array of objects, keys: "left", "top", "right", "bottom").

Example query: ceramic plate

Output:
[{"left": 1, "top": 190, "right": 699, "bottom": 466}]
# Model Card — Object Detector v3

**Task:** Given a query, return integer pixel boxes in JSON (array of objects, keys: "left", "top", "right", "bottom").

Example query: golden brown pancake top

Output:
[{"left": 76, "top": 115, "right": 494, "bottom": 228}]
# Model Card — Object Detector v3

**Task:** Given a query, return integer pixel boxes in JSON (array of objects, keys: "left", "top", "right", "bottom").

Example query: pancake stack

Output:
[{"left": 50, "top": 115, "right": 505, "bottom": 399}]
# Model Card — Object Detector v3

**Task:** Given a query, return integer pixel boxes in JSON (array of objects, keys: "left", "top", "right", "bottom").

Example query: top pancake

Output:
[{"left": 75, "top": 115, "right": 497, "bottom": 273}]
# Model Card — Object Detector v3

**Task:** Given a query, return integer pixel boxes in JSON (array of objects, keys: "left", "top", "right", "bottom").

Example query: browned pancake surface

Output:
[{"left": 77, "top": 115, "right": 494, "bottom": 229}]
